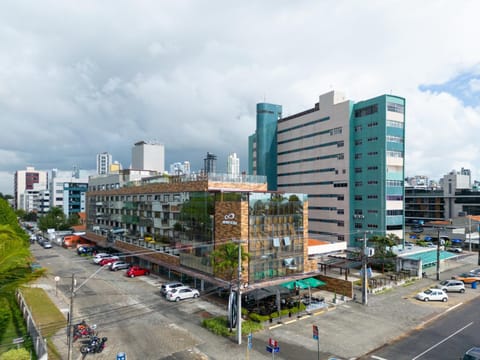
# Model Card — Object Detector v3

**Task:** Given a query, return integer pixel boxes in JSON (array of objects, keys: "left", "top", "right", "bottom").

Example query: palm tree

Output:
[{"left": 210, "top": 242, "right": 250, "bottom": 282}]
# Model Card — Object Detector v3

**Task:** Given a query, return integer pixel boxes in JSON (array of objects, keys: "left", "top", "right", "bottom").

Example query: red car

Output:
[
  {"left": 126, "top": 266, "right": 150, "bottom": 278},
  {"left": 98, "top": 257, "right": 119, "bottom": 267}
]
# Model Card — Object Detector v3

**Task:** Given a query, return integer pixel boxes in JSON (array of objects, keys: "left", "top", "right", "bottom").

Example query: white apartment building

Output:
[
  {"left": 14, "top": 166, "right": 48, "bottom": 210},
  {"left": 97, "top": 152, "right": 113, "bottom": 175},
  {"left": 131, "top": 141, "right": 165, "bottom": 173},
  {"left": 227, "top": 153, "right": 240, "bottom": 177}
]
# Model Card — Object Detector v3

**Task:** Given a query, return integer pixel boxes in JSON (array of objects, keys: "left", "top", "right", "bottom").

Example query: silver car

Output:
[{"left": 435, "top": 279, "right": 465, "bottom": 293}]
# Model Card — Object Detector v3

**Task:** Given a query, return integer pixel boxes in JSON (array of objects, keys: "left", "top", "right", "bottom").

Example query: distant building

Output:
[
  {"left": 131, "top": 141, "right": 165, "bottom": 173},
  {"left": 50, "top": 169, "right": 92, "bottom": 217},
  {"left": 203, "top": 152, "right": 217, "bottom": 174},
  {"left": 227, "top": 153, "right": 240, "bottom": 177},
  {"left": 110, "top": 161, "right": 122, "bottom": 173},
  {"left": 169, "top": 161, "right": 191, "bottom": 176},
  {"left": 14, "top": 166, "right": 48, "bottom": 210},
  {"left": 96, "top": 152, "right": 112, "bottom": 175}
]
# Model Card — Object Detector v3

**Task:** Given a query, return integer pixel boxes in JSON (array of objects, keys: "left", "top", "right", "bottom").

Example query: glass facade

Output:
[{"left": 248, "top": 192, "right": 306, "bottom": 282}]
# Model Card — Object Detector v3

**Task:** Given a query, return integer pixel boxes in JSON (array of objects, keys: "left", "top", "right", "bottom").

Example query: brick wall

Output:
[{"left": 316, "top": 275, "right": 353, "bottom": 298}]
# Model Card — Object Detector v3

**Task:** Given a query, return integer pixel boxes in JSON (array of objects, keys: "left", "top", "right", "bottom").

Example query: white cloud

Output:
[{"left": 1, "top": 1, "right": 480, "bottom": 194}]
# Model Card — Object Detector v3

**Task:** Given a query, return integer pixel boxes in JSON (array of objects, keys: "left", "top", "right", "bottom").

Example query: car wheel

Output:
[
  {"left": 193, "top": 293, "right": 199, "bottom": 298},
  {"left": 175, "top": 297, "right": 181, "bottom": 302},
  {"left": 424, "top": 297, "right": 429, "bottom": 302},
  {"left": 130, "top": 274, "right": 135, "bottom": 278},
  {"left": 442, "top": 297, "right": 447, "bottom": 302},
  {"left": 460, "top": 289, "right": 465, "bottom": 293}
]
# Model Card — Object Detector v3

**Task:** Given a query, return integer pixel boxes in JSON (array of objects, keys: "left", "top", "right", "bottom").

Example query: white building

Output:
[
  {"left": 227, "top": 152, "right": 240, "bottom": 177},
  {"left": 14, "top": 166, "right": 48, "bottom": 210},
  {"left": 131, "top": 141, "right": 165, "bottom": 173},
  {"left": 50, "top": 169, "right": 93, "bottom": 217},
  {"left": 97, "top": 152, "right": 113, "bottom": 175},
  {"left": 170, "top": 161, "right": 191, "bottom": 176}
]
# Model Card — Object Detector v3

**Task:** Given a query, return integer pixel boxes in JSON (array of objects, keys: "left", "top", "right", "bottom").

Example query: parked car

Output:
[
  {"left": 435, "top": 279, "right": 465, "bottom": 293},
  {"left": 463, "top": 347, "right": 480, "bottom": 360},
  {"left": 92, "top": 253, "right": 112, "bottom": 264},
  {"left": 126, "top": 266, "right": 150, "bottom": 278},
  {"left": 42, "top": 241, "right": 53, "bottom": 249},
  {"left": 110, "top": 261, "right": 130, "bottom": 271},
  {"left": 469, "top": 268, "right": 480, "bottom": 276},
  {"left": 160, "top": 282, "right": 184, "bottom": 296},
  {"left": 98, "top": 257, "right": 120, "bottom": 267},
  {"left": 166, "top": 286, "right": 200, "bottom": 302},
  {"left": 452, "top": 273, "right": 480, "bottom": 284},
  {"left": 77, "top": 246, "right": 99, "bottom": 256},
  {"left": 415, "top": 289, "right": 448, "bottom": 302},
  {"left": 447, "top": 247, "right": 463, "bottom": 253}
]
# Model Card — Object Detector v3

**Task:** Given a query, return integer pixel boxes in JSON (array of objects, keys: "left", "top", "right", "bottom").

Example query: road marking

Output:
[
  {"left": 411, "top": 321, "right": 474, "bottom": 360},
  {"left": 446, "top": 302, "right": 463, "bottom": 312},
  {"left": 284, "top": 319, "right": 297, "bottom": 324},
  {"left": 371, "top": 355, "right": 388, "bottom": 360}
]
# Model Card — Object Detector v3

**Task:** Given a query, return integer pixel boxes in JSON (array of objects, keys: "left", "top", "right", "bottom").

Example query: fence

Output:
[{"left": 16, "top": 289, "right": 48, "bottom": 360}]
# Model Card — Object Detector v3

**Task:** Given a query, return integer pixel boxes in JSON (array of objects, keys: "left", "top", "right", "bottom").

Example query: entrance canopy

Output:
[{"left": 280, "top": 277, "right": 326, "bottom": 290}]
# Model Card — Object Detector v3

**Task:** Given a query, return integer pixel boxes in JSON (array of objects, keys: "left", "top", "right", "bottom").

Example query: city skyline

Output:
[{"left": 2, "top": 2, "right": 480, "bottom": 194}]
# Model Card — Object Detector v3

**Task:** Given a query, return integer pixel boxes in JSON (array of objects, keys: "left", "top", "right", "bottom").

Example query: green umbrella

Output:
[
  {"left": 280, "top": 280, "right": 309, "bottom": 290},
  {"left": 299, "top": 277, "right": 326, "bottom": 288}
]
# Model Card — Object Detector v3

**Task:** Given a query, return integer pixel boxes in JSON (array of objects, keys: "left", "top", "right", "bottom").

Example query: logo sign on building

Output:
[{"left": 222, "top": 213, "right": 238, "bottom": 225}]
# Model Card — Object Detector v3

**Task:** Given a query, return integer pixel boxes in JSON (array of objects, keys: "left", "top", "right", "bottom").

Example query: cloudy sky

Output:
[{"left": 2, "top": 1, "right": 480, "bottom": 195}]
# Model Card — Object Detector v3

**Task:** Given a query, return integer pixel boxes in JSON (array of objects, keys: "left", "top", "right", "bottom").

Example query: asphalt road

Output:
[{"left": 367, "top": 296, "right": 480, "bottom": 360}]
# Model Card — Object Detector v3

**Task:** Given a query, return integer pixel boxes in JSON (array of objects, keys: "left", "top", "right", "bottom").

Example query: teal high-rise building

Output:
[
  {"left": 272, "top": 90, "right": 405, "bottom": 246},
  {"left": 248, "top": 103, "right": 282, "bottom": 191}
]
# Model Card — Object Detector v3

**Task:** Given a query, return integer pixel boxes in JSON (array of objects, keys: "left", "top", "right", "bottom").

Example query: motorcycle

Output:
[
  {"left": 73, "top": 322, "right": 97, "bottom": 342},
  {"left": 80, "top": 336, "right": 108, "bottom": 355}
]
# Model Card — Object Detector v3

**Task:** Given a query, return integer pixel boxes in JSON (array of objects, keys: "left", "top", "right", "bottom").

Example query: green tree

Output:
[
  {"left": 210, "top": 242, "right": 249, "bottom": 282},
  {"left": 0, "top": 348, "right": 30, "bottom": 360},
  {"left": 369, "top": 234, "right": 399, "bottom": 272},
  {"left": 37, "top": 207, "right": 69, "bottom": 231}
]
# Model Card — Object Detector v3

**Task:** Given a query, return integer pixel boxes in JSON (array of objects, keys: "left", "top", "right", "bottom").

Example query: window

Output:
[
  {"left": 386, "top": 180, "right": 403, "bottom": 187},
  {"left": 367, "top": 121, "right": 378, "bottom": 127},
  {"left": 355, "top": 104, "right": 378, "bottom": 117},
  {"left": 387, "top": 102, "right": 404, "bottom": 113},
  {"left": 337, "top": 141, "right": 344, "bottom": 147},
  {"left": 337, "top": 153, "right": 344, "bottom": 159},
  {"left": 337, "top": 209, "right": 344, "bottom": 214},
  {"left": 387, "top": 120, "right": 404, "bottom": 128},
  {"left": 334, "top": 182, "right": 347, "bottom": 188},
  {"left": 387, "top": 195, "right": 403, "bottom": 201},
  {"left": 355, "top": 167, "right": 362, "bottom": 173},
  {"left": 368, "top": 180, "right": 378, "bottom": 185},
  {"left": 337, "top": 221, "right": 344, "bottom": 227},
  {"left": 355, "top": 139, "right": 363, "bottom": 145},
  {"left": 367, "top": 151, "right": 378, "bottom": 156},
  {"left": 367, "top": 195, "right": 378, "bottom": 199},
  {"left": 387, "top": 210, "right": 403, "bottom": 216},
  {"left": 386, "top": 135, "right": 404, "bottom": 143},
  {"left": 355, "top": 195, "right": 363, "bottom": 201},
  {"left": 368, "top": 209, "right": 378, "bottom": 214},
  {"left": 367, "top": 136, "right": 378, "bottom": 142},
  {"left": 367, "top": 166, "right": 378, "bottom": 171},
  {"left": 330, "top": 127, "right": 343, "bottom": 135},
  {"left": 387, "top": 151, "right": 403, "bottom": 158},
  {"left": 355, "top": 125, "right": 362, "bottom": 132},
  {"left": 355, "top": 181, "right": 363, "bottom": 187},
  {"left": 337, "top": 195, "right": 344, "bottom": 201},
  {"left": 355, "top": 153, "right": 362, "bottom": 160}
]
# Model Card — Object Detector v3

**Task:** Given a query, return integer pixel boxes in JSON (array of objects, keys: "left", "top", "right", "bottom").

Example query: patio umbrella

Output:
[
  {"left": 280, "top": 280, "right": 309, "bottom": 290},
  {"left": 300, "top": 277, "right": 326, "bottom": 288}
]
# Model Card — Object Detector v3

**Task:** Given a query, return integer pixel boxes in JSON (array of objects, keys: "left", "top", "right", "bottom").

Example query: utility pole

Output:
[
  {"left": 436, "top": 227, "right": 445, "bottom": 281},
  {"left": 67, "top": 274, "right": 75, "bottom": 360},
  {"left": 237, "top": 240, "right": 242, "bottom": 345},
  {"left": 362, "top": 231, "right": 368, "bottom": 306}
]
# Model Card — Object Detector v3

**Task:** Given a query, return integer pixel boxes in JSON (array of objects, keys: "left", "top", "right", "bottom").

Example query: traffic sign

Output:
[
  {"left": 247, "top": 333, "right": 252, "bottom": 350},
  {"left": 266, "top": 345, "right": 280, "bottom": 353},
  {"left": 313, "top": 325, "right": 319, "bottom": 340},
  {"left": 268, "top": 338, "right": 278, "bottom": 347},
  {"left": 12, "top": 337, "right": 24, "bottom": 344}
]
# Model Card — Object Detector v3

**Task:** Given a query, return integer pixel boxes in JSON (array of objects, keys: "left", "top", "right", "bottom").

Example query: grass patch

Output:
[
  {"left": 202, "top": 316, "right": 263, "bottom": 337},
  {"left": 21, "top": 287, "right": 66, "bottom": 360}
]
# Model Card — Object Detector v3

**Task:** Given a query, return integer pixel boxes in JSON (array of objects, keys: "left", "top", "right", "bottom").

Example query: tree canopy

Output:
[{"left": 210, "top": 242, "right": 249, "bottom": 282}]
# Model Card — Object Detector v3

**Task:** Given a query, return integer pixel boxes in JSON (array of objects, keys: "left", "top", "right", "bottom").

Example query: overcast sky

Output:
[{"left": 2, "top": 1, "right": 480, "bottom": 195}]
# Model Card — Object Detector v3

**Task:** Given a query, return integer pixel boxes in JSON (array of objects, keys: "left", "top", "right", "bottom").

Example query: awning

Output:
[
  {"left": 452, "top": 239, "right": 462, "bottom": 244},
  {"left": 301, "top": 277, "right": 326, "bottom": 287},
  {"left": 424, "top": 236, "right": 432, "bottom": 241},
  {"left": 245, "top": 285, "right": 291, "bottom": 301},
  {"left": 280, "top": 277, "right": 326, "bottom": 290}
]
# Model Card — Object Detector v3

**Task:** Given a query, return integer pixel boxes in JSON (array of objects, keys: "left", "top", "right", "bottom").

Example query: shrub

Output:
[
  {"left": 248, "top": 312, "right": 270, "bottom": 323},
  {"left": 201, "top": 316, "right": 232, "bottom": 336}
]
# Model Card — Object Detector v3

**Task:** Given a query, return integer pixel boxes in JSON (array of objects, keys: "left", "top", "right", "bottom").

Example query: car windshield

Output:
[
  {"left": 439, "top": 281, "right": 448, "bottom": 285},
  {"left": 423, "top": 289, "right": 433, "bottom": 295}
]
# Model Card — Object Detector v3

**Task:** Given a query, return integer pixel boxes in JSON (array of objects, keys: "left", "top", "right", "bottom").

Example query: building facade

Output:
[
  {"left": 251, "top": 90, "right": 406, "bottom": 246},
  {"left": 227, "top": 152, "right": 240, "bottom": 177},
  {"left": 249, "top": 103, "right": 283, "bottom": 191},
  {"left": 14, "top": 166, "right": 48, "bottom": 210},
  {"left": 131, "top": 141, "right": 165, "bottom": 173},
  {"left": 96, "top": 152, "right": 112, "bottom": 175},
  {"left": 84, "top": 173, "right": 314, "bottom": 288}
]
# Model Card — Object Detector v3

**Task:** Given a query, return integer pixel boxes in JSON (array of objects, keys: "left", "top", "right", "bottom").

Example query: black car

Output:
[{"left": 77, "top": 246, "right": 99, "bottom": 256}]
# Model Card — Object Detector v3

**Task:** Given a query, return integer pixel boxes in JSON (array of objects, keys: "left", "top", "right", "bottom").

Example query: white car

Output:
[
  {"left": 166, "top": 286, "right": 200, "bottom": 302},
  {"left": 93, "top": 253, "right": 116, "bottom": 264},
  {"left": 160, "top": 282, "right": 184, "bottom": 296},
  {"left": 416, "top": 288, "right": 448, "bottom": 302},
  {"left": 435, "top": 279, "right": 465, "bottom": 293}
]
